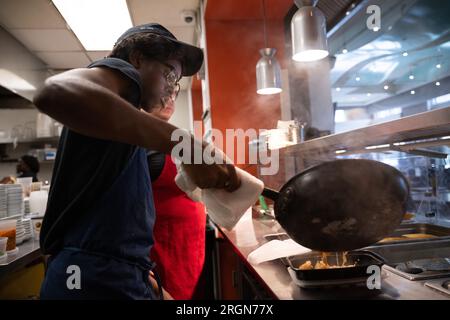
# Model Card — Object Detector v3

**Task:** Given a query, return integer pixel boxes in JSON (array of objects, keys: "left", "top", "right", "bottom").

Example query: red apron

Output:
[{"left": 150, "top": 155, "right": 206, "bottom": 300}]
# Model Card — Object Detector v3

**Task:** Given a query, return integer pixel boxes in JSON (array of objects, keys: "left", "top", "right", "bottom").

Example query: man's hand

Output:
[
  {"left": 180, "top": 142, "right": 241, "bottom": 192},
  {"left": 183, "top": 162, "right": 241, "bottom": 192},
  {"left": 148, "top": 271, "right": 173, "bottom": 300}
]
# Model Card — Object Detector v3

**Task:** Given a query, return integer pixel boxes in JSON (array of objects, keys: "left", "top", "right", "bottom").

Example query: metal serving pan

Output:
[
  {"left": 286, "top": 250, "right": 385, "bottom": 288},
  {"left": 373, "top": 223, "right": 450, "bottom": 245}
]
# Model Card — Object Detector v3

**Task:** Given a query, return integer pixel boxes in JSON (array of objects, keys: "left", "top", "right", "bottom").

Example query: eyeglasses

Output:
[{"left": 157, "top": 61, "right": 181, "bottom": 97}]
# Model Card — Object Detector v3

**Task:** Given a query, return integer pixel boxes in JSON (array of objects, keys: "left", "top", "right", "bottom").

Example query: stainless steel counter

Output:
[
  {"left": 0, "top": 239, "right": 42, "bottom": 280},
  {"left": 216, "top": 211, "right": 450, "bottom": 300}
]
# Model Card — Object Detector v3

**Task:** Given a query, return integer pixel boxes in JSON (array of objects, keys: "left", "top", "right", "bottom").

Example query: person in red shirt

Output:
[{"left": 147, "top": 79, "right": 206, "bottom": 300}]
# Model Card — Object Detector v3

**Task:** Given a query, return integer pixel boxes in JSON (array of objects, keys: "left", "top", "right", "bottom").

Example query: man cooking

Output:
[{"left": 34, "top": 23, "right": 240, "bottom": 299}]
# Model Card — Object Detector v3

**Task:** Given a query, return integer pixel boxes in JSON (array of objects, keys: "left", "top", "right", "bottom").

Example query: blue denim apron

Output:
[{"left": 40, "top": 147, "right": 160, "bottom": 299}]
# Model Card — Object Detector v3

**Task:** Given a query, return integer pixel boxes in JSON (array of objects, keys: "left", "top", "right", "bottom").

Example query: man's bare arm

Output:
[
  {"left": 33, "top": 67, "right": 179, "bottom": 154},
  {"left": 33, "top": 67, "right": 241, "bottom": 191}
]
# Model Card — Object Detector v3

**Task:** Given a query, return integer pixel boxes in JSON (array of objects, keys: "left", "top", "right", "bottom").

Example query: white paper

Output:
[{"left": 247, "top": 239, "right": 312, "bottom": 265}]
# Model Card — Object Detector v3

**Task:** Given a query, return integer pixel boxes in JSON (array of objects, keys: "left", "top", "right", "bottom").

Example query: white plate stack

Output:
[
  {"left": 0, "top": 185, "right": 7, "bottom": 218},
  {"left": 16, "top": 220, "right": 26, "bottom": 245},
  {"left": 21, "top": 218, "right": 33, "bottom": 242},
  {"left": 24, "top": 197, "right": 30, "bottom": 214},
  {"left": 6, "top": 184, "right": 23, "bottom": 217}
]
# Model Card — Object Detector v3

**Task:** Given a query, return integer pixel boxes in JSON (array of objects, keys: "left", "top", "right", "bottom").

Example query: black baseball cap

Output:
[{"left": 115, "top": 23, "right": 203, "bottom": 77}]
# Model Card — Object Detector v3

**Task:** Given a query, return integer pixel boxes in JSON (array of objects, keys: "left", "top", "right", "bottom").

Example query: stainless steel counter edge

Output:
[{"left": 216, "top": 210, "right": 450, "bottom": 300}]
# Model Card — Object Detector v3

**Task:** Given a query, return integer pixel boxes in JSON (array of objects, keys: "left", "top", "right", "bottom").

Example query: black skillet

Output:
[{"left": 261, "top": 159, "right": 410, "bottom": 252}]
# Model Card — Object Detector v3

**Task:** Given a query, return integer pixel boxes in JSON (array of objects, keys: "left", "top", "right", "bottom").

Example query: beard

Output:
[{"left": 140, "top": 94, "right": 161, "bottom": 112}]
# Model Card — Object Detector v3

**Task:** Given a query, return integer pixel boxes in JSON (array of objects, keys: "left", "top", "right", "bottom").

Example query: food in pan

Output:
[
  {"left": 299, "top": 260, "right": 314, "bottom": 270},
  {"left": 314, "top": 260, "right": 329, "bottom": 269},
  {"left": 298, "top": 252, "right": 356, "bottom": 270},
  {"left": 0, "top": 228, "right": 16, "bottom": 251},
  {"left": 402, "top": 233, "right": 436, "bottom": 239},
  {"left": 378, "top": 233, "right": 437, "bottom": 243},
  {"left": 378, "top": 237, "right": 406, "bottom": 243}
]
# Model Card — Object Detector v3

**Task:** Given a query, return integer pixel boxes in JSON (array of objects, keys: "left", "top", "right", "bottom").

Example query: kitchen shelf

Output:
[
  {"left": 283, "top": 107, "right": 450, "bottom": 157},
  {"left": 0, "top": 136, "right": 60, "bottom": 145},
  {"left": 40, "top": 160, "right": 55, "bottom": 164}
]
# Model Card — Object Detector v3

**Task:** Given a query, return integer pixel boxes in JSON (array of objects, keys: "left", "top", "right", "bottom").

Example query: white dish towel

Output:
[{"left": 175, "top": 164, "right": 264, "bottom": 230}]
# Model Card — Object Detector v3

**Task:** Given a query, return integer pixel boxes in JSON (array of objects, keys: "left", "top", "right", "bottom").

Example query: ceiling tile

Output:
[
  {"left": 167, "top": 26, "right": 196, "bottom": 44},
  {"left": 36, "top": 51, "right": 91, "bottom": 69},
  {"left": 9, "top": 29, "right": 82, "bottom": 51},
  {"left": 0, "top": 0, "right": 67, "bottom": 29},
  {"left": 128, "top": 0, "right": 199, "bottom": 27}
]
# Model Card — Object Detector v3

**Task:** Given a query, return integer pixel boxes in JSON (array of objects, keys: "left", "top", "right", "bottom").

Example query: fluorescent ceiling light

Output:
[
  {"left": 52, "top": 0, "right": 132, "bottom": 50},
  {"left": 0, "top": 69, "right": 35, "bottom": 91}
]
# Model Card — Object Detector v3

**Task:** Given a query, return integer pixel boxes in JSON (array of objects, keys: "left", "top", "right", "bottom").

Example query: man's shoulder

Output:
[
  {"left": 88, "top": 57, "right": 134, "bottom": 69},
  {"left": 87, "top": 57, "right": 142, "bottom": 98}
]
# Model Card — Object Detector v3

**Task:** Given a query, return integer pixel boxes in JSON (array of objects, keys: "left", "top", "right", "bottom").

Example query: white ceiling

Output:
[{"left": 0, "top": 0, "right": 200, "bottom": 89}]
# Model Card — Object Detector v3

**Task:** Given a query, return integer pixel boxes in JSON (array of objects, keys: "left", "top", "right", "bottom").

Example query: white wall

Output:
[
  {"left": 0, "top": 27, "right": 48, "bottom": 101},
  {"left": 0, "top": 109, "right": 54, "bottom": 183},
  {"left": 168, "top": 90, "right": 194, "bottom": 132},
  {"left": 0, "top": 109, "right": 38, "bottom": 141}
]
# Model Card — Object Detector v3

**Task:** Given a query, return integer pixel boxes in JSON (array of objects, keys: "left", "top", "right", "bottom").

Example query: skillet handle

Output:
[{"left": 261, "top": 187, "right": 279, "bottom": 201}]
